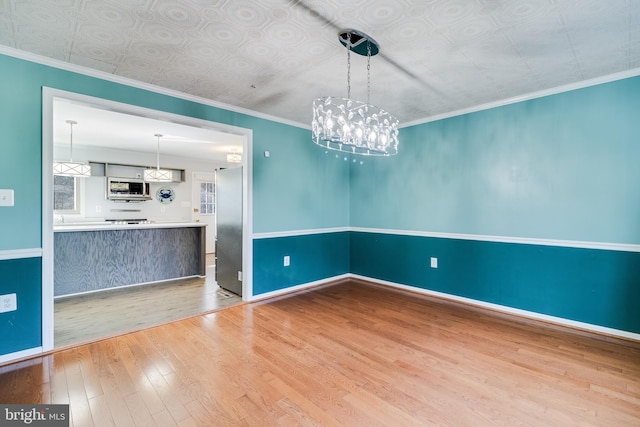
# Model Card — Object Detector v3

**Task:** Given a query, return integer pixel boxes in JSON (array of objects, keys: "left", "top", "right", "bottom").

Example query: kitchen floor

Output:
[{"left": 54, "top": 254, "right": 243, "bottom": 348}]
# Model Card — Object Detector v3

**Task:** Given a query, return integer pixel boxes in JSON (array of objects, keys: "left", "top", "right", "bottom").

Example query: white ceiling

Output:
[
  {"left": 53, "top": 98, "right": 244, "bottom": 162},
  {"left": 2, "top": 0, "right": 640, "bottom": 129}
]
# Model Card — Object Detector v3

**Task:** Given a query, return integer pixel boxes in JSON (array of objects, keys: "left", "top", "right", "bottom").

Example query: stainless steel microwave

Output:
[{"left": 106, "top": 177, "right": 151, "bottom": 202}]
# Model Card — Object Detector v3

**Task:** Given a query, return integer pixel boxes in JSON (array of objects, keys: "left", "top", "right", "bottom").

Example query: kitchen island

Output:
[{"left": 54, "top": 222, "right": 206, "bottom": 297}]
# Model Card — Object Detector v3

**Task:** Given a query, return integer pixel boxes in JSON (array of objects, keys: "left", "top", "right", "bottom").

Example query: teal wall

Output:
[
  {"left": 253, "top": 232, "right": 349, "bottom": 295},
  {"left": 350, "top": 76, "right": 640, "bottom": 244},
  {"left": 0, "top": 53, "right": 348, "bottom": 357},
  {"left": 2, "top": 50, "right": 639, "bottom": 358},
  {"left": 252, "top": 126, "right": 349, "bottom": 233},
  {"left": 349, "top": 75, "right": 640, "bottom": 334},
  {"left": 0, "top": 258, "right": 42, "bottom": 353},
  {"left": 0, "top": 53, "right": 349, "bottom": 252},
  {"left": 351, "top": 232, "right": 640, "bottom": 333}
]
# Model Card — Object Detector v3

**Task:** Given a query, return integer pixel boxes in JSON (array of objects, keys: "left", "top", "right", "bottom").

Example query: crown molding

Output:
[
  {"left": 0, "top": 46, "right": 309, "bottom": 130},
  {"left": 400, "top": 67, "right": 640, "bottom": 128},
  {"left": 3, "top": 46, "right": 640, "bottom": 132}
]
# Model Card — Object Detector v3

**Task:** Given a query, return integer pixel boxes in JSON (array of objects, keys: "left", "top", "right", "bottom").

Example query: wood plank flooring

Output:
[
  {"left": 54, "top": 254, "right": 242, "bottom": 348},
  {"left": 2, "top": 280, "right": 639, "bottom": 426}
]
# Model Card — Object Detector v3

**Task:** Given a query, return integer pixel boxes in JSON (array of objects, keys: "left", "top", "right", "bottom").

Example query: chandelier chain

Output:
[
  {"left": 347, "top": 33, "right": 351, "bottom": 99},
  {"left": 367, "top": 41, "right": 371, "bottom": 105}
]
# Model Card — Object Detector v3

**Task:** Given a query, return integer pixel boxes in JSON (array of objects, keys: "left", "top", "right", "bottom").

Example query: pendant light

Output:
[
  {"left": 226, "top": 147, "right": 242, "bottom": 163},
  {"left": 144, "top": 134, "right": 173, "bottom": 182},
  {"left": 53, "top": 120, "right": 91, "bottom": 177},
  {"left": 312, "top": 29, "right": 399, "bottom": 156}
]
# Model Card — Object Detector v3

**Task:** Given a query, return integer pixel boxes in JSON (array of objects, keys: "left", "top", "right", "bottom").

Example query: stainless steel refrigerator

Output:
[{"left": 215, "top": 166, "right": 243, "bottom": 296}]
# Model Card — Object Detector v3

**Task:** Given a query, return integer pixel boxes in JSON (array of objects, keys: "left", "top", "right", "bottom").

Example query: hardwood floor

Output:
[
  {"left": 54, "top": 254, "right": 242, "bottom": 348},
  {"left": 2, "top": 280, "right": 639, "bottom": 426}
]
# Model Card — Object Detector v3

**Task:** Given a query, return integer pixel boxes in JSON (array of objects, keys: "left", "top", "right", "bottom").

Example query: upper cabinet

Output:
[{"left": 89, "top": 161, "right": 185, "bottom": 182}]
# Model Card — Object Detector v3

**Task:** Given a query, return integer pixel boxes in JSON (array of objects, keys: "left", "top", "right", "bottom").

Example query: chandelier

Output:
[
  {"left": 312, "top": 29, "right": 399, "bottom": 156},
  {"left": 144, "top": 134, "right": 173, "bottom": 182},
  {"left": 53, "top": 120, "right": 91, "bottom": 177}
]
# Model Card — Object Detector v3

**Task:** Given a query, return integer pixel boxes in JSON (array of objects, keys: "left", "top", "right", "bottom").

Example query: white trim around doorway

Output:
[{"left": 42, "top": 87, "right": 254, "bottom": 353}]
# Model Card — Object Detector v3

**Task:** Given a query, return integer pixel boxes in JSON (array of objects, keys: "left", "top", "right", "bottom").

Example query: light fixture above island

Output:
[
  {"left": 144, "top": 134, "right": 173, "bottom": 182},
  {"left": 53, "top": 120, "right": 91, "bottom": 177}
]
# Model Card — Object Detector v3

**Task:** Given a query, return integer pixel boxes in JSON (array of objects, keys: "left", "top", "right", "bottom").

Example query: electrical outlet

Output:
[
  {"left": 0, "top": 293, "right": 17, "bottom": 313},
  {"left": 237, "top": 271, "right": 243, "bottom": 281},
  {"left": 95, "top": 205, "right": 102, "bottom": 213},
  {"left": 430, "top": 257, "right": 438, "bottom": 269},
  {"left": 283, "top": 255, "right": 290, "bottom": 267}
]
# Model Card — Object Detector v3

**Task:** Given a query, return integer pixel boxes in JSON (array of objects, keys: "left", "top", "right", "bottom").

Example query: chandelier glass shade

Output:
[
  {"left": 144, "top": 134, "right": 173, "bottom": 182},
  {"left": 312, "top": 29, "right": 399, "bottom": 156},
  {"left": 312, "top": 97, "right": 398, "bottom": 156},
  {"left": 53, "top": 120, "right": 91, "bottom": 177}
]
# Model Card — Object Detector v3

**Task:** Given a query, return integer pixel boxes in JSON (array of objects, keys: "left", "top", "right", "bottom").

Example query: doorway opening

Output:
[{"left": 42, "top": 88, "right": 253, "bottom": 351}]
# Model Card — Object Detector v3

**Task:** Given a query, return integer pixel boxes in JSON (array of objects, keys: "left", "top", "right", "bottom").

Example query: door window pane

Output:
[{"left": 200, "top": 181, "right": 215, "bottom": 215}]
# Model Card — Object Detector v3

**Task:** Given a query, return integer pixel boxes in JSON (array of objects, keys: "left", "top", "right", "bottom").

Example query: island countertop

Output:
[
  {"left": 54, "top": 221, "right": 206, "bottom": 232},
  {"left": 54, "top": 222, "right": 206, "bottom": 296}
]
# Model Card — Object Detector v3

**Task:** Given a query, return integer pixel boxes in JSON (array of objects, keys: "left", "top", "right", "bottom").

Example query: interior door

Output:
[
  {"left": 215, "top": 167, "right": 243, "bottom": 296},
  {"left": 192, "top": 172, "right": 217, "bottom": 253}
]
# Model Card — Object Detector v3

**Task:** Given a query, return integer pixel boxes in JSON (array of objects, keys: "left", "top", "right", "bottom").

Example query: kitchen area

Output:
[{"left": 52, "top": 97, "right": 246, "bottom": 347}]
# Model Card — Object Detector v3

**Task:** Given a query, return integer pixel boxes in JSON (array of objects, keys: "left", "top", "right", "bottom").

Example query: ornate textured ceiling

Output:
[{"left": 1, "top": 0, "right": 639, "bottom": 127}]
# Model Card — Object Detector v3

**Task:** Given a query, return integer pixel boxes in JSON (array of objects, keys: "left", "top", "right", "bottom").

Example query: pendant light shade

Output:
[
  {"left": 53, "top": 161, "right": 92, "bottom": 177},
  {"left": 144, "top": 168, "right": 172, "bottom": 182},
  {"left": 53, "top": 120, "right": 91, "bottom": 177},
  {"left": 144, "top": 134, "right": 173, "bottom": 182}
]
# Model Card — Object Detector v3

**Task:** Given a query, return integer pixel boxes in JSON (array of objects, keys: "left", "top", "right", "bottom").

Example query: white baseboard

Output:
[
  {"left": 249, "top": 274, "right": 351, "bottom": 302},
  {"left": 252, "top": 272, "right": 640, "bottom": 342},
  {"left": 349, "top": 274, "right": 640, "bottom": 342},
  {"left": 53, "top": 275, "right": 203, "bottom": 299},
  {"left": 0, "top": 347, "right": 43, "bottom": 366}
]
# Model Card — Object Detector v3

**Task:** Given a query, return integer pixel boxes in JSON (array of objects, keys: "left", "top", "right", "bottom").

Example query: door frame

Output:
[
  {"left": 191, "top": 171, "right": 218, "bottom": 254},
  {"left": 42, "top": 87, "right": 254, "bottom": 352}
]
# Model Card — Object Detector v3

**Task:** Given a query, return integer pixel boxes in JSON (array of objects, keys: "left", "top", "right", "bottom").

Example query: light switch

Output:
[
  {"left": 283, "top": 255, "right": 290, "bottom": 267},
  {"left": 0, "top": 189, "right": 14, "bottom": 207}
]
